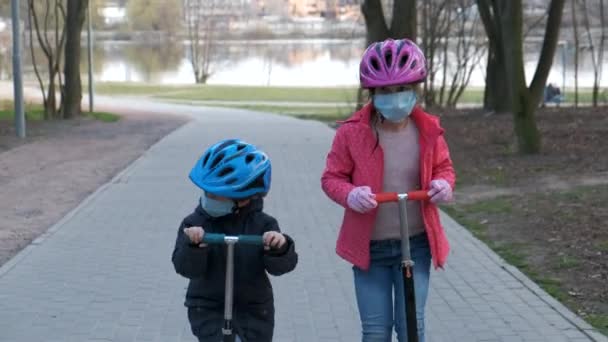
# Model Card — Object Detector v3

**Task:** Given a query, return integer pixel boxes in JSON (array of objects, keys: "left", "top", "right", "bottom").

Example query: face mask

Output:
[
  {"left": 373, "top": 90, "right": 417, "bottom": 122},
  {"left": 200, "top": 195, "right": 235, "bottom": 218}
]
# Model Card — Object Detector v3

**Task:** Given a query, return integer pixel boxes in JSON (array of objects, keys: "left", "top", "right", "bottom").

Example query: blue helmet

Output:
[{"left": 189, "top": 139, "right": 271, "bottom": 199}]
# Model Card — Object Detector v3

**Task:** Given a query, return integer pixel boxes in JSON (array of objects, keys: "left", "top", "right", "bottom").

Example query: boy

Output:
[{"left": 172, "top": 139, "right": 298, "bottom": 342}]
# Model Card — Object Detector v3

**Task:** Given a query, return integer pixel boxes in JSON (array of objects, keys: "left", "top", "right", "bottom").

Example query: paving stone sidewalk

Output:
[{"left": 0, "top": 98, "right": 605, "bottom": 342}]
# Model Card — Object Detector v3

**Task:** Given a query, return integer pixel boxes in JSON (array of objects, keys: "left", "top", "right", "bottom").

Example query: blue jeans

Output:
[{"left": 353, "top": 234, "right": 432, "bottom": 342}]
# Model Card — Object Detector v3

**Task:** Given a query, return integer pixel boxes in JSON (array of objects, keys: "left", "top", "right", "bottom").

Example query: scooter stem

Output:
[
  {"left": 222, "top": 240, "right": 236, "bottom": 336},
  {"left": 398, "top": 195, "right": 414, "bottom": 267}
]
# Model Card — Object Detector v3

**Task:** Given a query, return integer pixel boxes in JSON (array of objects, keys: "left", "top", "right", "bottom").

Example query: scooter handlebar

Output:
[
  {"left": 375, "top": 192, "right": 399, "bottom": 203},
  {"left": 202, "top": 233, "right": 264, "bottom": 245},
  {"left": 237, "top": 235, "right": 265, "bottom": 245},
  {"left": 375, "top": 191, "right": 430, "bottom": 203},
  {"left": 407, "top": 191, "right": 431, "bottom": 201}
]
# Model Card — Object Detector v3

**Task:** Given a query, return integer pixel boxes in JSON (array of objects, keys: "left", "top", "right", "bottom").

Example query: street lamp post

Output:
[
  {"left": 87, "top": 2, "right": 94, "bottom": 112},
  {"left": 11, "top": 0, "right": 26, "bottom": 138}
]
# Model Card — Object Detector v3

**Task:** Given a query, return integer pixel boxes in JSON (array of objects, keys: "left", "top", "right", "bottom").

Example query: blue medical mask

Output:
[
  {"left": 200, "top": 195, "right": 235, "bottom": 217},
  {"left": 373, "top": 90, "right": 417, "bottom": 122}
]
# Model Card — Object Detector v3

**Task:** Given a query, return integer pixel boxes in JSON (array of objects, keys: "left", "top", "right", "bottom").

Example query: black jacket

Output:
[{"left": 172, "top": 198, "right": 297, "bottom": 341}]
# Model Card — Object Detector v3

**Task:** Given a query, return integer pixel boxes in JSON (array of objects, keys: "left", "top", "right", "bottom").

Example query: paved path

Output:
[{"left": 0, "top": 97, "right": 606, "bottom": 342}]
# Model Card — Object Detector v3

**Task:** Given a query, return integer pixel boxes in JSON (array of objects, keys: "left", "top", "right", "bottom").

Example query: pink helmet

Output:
[{"left": 359, "top": 38, "right": 427, "bottom": 89}]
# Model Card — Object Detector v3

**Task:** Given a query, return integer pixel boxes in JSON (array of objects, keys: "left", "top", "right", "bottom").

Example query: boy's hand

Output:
[
  {"left": 263, "top": 231, "right": 286, "bottom": 251},
  {"left": 183, "top": 227, "right": 207, "bottom": 247}
]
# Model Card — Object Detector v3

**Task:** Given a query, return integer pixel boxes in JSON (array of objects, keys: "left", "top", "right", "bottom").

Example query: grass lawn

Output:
[
  {"left": 95, "top": 82, "right": 602, "bottom": 106},
  {"left": 0, "top": 101, "right": 120, "bottom": 123},
  {"left": 212, "top": 104, "right": 354, "bottom": 122}
]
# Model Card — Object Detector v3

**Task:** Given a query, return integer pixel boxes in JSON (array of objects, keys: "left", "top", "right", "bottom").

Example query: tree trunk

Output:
[
  {"left": 502, "top": 0, "right": 565, "bottom": 153},
  {"left": 598, "top": 0, "right": 606, "bottom": 106},
  {"left": 477, "top": 0, "right": 511, "bottom": 112},
  {"left": 391, "top": 0, "right": 417, "bottom": 41},
  {"left": 361, "top": 0, "right": 390, "bottom": 45},
  {"left": 584, "top": 0, "right": 605, "bottom": 107},
  {"left": 580, "top": 0, "right": 597, "bottom": 106},
  {"left": 513, "top": 97, "right": 541, "bottom": 153},
  {"left": 47, "top": 79, "right": 57, "bottom": 119},
  {"left": 501, "top": 0, "right": 541, "bottom": 153},
  {"left": 483, "top": 48, "right": 511, "bottom": 112},
  {"left": 571, "top": 0, "right": 579, "bottom": 109},
  {"left": 62, "top": 0, "right": 88, "bottom": 119}
]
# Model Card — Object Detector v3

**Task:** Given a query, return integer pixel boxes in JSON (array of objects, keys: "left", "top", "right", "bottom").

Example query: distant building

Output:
[
  {"left": 286, "top": 0, "right": 360, "bottom": 19},
  {"left": 183, "top": 0, "right": 253, "bottom": 23},
  {"left": 100, "top": 5, "right": 126, "bottom": 26},
  {"left": 334, "top": 0, "right": 359, "bottom": 21},
  {"left": 254, "top": 0, "right": 290, "bottom": 17},
  {"left": 288, "top": 0, "right": 327, "bottom": 17}
]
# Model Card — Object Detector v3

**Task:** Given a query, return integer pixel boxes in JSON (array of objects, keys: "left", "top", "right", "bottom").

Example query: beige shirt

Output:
[{"left": 372, "top": 121, "right": 425, "bottom": 240}]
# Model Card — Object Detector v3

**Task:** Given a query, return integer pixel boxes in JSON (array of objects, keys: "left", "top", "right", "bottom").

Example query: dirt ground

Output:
[
  {"left": 0, "top": 110, "right": 188, "bottom": 266},
  {"left": 436, "top": 106, "right": 608, "bottom": 334}
]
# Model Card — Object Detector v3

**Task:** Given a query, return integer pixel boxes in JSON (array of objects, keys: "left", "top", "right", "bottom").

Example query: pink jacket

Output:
[{"left": 321, "top": 103, "right": 456, "bottom": 270}]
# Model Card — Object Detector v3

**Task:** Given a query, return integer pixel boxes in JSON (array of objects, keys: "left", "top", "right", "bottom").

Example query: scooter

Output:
[
  {"left": 375, "top": 191, "right": 430, "bottom": 342},
  {"left": 201, "top": 233, "right": 265, "bottom": 342}
]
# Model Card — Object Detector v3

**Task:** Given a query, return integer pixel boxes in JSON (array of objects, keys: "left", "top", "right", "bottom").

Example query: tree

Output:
[
  {"left": 477, "top": 0, "right": 566, "bottom": 154},
  {"left": 27, "top": 0, "right": 67, "bottom": 119},
  {"left": 442, "top": 0, "right": 486, "bottom": 108},
  {"left": 361, "top": 0, "right": 417, "bottom": 43},
  {"left": 126, "top": 0, "right": 182, "bottom": 36},
  {"left": 415, "top": 0, "right": 485, "bottom": 108},
  {"left": 0, "top": 2, "right": 10, "bottom": 16},
  {"left": 476, "top": 1, "right": 510, "bottom": 112},
  {"left": 185, "top": 0, "right": 217, "bottom": 84},
  {"left": 61, "top": 0, "right": 88, "bottom": 119},
  {"left": 89, "top": 0, "right": 107, "bottom": 30},
  {"left": 420, "top": 0, "right": 450, "bottom": 107},
  {"left": 357, "top": 0, "right": 417, "bottom": 108},
  {"left": 571, "top": 0, "right": 580, "bottom": 109},
  {"left": 580, "top": 0, "right": 606, "bottom": 107},
  {"left": 124, "top": 43, "right": 183, "bottom": 82}
]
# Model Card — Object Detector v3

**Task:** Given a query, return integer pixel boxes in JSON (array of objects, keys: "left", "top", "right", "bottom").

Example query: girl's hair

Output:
[{"left": 368, "top": 89, "right": 382, "bottom": 152}]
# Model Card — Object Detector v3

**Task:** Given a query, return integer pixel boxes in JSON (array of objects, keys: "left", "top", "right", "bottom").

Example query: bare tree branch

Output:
[
  {"left": 29, "top": 0, "right": 52, "bottom": 59},
  {"left": 528, "top": 0, "right": 567, "bottom": 105},
  {"left": 43, "top": 0, "right": 52, "bottom": 56},
  {"left": 523, "top": 11, "right": 548, "bottom": 39},
  {"left": 28, "top": 1, "right": 47, "bottom": 116}
]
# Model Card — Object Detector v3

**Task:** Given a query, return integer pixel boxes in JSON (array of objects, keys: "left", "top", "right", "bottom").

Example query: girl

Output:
[{"left": 321, "top": 38, "right": 456, "bottom": 342}]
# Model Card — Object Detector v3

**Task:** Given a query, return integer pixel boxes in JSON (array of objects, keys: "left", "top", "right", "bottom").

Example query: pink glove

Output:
[
  {"left": 428, "top": 179, "right": 453, "bottom": 204},
  {"left": 347, "top": 186, "right": 378, "bottom": 213}
]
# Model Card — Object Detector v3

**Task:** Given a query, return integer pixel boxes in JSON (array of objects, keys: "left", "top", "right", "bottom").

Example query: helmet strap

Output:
[{"left": 231, "top": 200, "right": 240, "bottom": 214}]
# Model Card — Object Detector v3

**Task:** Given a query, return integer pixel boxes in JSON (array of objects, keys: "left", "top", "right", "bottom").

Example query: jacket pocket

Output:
[
  {"left": 188, "top": 306, "right": 223, "bottom": 341},
  {"left": 240, "top": 303, "right": 275, "bottom": 342}
]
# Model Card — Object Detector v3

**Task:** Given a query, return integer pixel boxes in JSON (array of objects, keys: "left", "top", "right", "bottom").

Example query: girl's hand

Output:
[
  {"left": 427, "top": 179, "right": 453, "bottom": 204},
  {"left": 183, "top": 227, "right": 207, "bottom": 247},
  {"left": 263, "top": 231, "right": 286, "bottom": 251},
  {"left": 347, "top": 186, "right": 378, "bottom": 213}
]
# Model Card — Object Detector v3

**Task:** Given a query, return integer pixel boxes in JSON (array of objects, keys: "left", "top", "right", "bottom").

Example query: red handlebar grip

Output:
[
  {"left": 374, "top": 192, "right": 399, "bottom": 203},
  {"left": 408, "top": 191, "right": 430, "bottom": 201}
]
